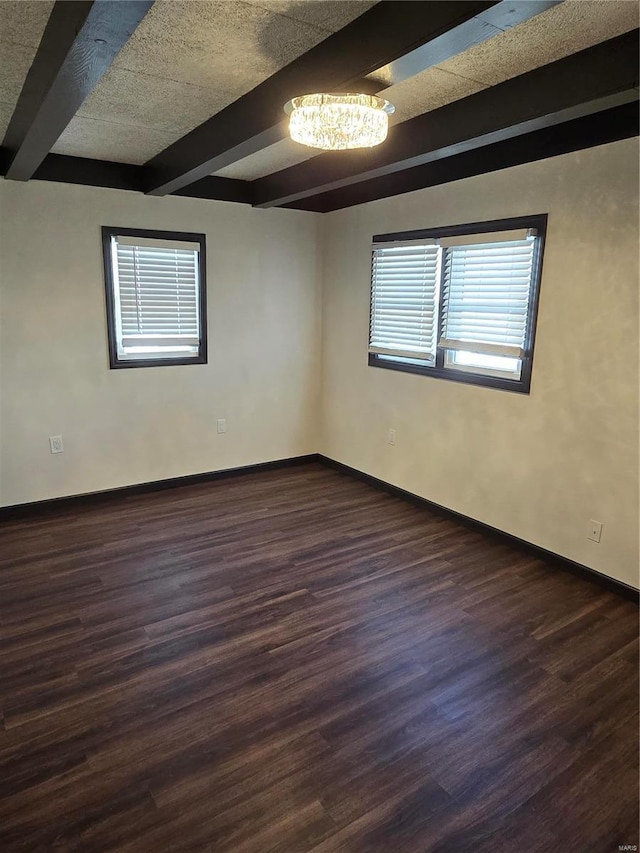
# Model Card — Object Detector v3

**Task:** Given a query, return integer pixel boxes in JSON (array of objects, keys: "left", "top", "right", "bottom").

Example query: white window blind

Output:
[
  {"left": 369, "top": 241, "right": 440, "bottom": 362},
  {"left": 439, "top": 236, "right": 535, "bottom": 360},
  {"left": 111, "top": 235, "right": 201, "bottom": 359}
]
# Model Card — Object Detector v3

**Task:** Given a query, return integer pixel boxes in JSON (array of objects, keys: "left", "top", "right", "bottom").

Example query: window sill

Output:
[
  {"left": 109, "top": 353, "right": 207, "bottom": 369},
  {"left": 368, "top": 353, "right": 531, "bottom": 394}
]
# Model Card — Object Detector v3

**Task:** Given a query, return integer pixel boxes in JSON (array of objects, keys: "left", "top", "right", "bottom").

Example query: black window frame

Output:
[
  {"left": 368, "top": 214, "right": 547, "bottom": 394},
  {"left": 102, "top": 225, "right": 208, "bottom": 369}
]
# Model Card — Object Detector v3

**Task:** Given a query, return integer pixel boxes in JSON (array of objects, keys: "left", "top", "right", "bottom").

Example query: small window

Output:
[
  {"left": 368, "top": 215, "right": 546, "bottom": 393},
  {"left": 102, "top": 226, "right": 207, "bottom": 368}
]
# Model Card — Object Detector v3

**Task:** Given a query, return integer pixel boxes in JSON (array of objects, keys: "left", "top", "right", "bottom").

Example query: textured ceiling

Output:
[
  {"left": 432, "top": 0, "right": 639, "bottom": 89},
  {"left": 51, "top": 0, "right": 376, "bottom": 164},
  {"left": 0, "top": 1, "right": 54, "bottom": 140},
  {"left": 215, "top": 0, "right": 640, "bottom": 180},
  {"left": 1, "top": 0, "right": 637, "bottom": 177}
]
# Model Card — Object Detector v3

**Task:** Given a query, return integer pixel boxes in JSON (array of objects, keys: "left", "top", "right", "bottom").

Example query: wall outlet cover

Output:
[
  {"left": 49, "top": 435, "right": 64, "bottom": 454},
  {"left": 587, "top": 520, "right": 603, "bottom": 543}
]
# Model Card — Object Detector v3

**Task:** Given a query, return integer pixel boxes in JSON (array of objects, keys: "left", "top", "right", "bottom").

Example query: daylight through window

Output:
[
  {"left": 102, "top": 227, "right": 207, "bottom": 368},
  {"left": 368, "top": 216, "right": 546, "bottom": 392}
]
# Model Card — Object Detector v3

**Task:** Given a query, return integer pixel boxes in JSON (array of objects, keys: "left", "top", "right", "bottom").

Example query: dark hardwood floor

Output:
[{"left": 0, "top": 462, "right": 637, "bottom": 852}]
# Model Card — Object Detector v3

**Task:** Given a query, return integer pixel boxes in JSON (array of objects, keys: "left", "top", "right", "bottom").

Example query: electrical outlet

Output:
[
  {"left": 387, "top": 428, "right": 396, "bottom": 446},
  {"left": 587, "top": 520, "right": 603, "bottom": 543},
  {"left": 217, "top": 418, "right": 227, "bottom": 434},
  {"left": 49, "top": 435, "right": 64, "bottom": 454}
]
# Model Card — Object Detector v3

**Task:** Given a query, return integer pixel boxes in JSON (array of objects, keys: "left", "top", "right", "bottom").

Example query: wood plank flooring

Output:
[{"left": 0, "top": 462, "right": 637, "bottom": 852}]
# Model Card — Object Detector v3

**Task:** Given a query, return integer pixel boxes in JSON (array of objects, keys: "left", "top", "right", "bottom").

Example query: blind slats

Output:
[
  {"left": 116, "top": 235, "right": 200, "bottom": 251},
  {"left": 113, "top": 240, "right": 200, "bottom": 355},
  {"left": 369, "top": 244, "right": 439, "bottom": 360},
  {"left": 369, "top": 232, "right": 537, "bottom": 369},
  {"left": 441, "top": 239, "right": 534, "bottom": 355}
]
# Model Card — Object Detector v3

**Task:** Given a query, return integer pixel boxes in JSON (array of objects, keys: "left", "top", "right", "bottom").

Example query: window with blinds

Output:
[
  {"left": 370, "top": 241, "right": 440, "bottom": 363},
  {"left": 368, "top": 216, "right": 546, "bottom": 393},
  {"left": 102, "top": 228, "right": 207, "bottom": 368}
]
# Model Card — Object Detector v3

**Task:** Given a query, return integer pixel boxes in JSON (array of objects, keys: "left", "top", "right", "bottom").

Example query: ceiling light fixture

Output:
[{"left": 284, "top": 93, "right": 394, "bottom": 151}]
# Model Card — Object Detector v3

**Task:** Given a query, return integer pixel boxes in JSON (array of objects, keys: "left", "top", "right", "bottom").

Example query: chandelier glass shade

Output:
[{"left": 284, "top": 93, "right": 395, "bottom": 151}]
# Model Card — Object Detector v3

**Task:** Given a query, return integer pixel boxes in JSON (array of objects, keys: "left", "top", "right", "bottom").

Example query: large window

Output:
[
  {"left": 102, "top": 226, "right": 207, "bottom": 368},
  {"left": 368, "top": 215, "right": 546, "bottom": 393}
]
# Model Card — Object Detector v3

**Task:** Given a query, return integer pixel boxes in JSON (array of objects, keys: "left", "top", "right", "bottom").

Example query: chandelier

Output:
[{"left": 284, "top": 93, "right": 395, "bottom": 151}]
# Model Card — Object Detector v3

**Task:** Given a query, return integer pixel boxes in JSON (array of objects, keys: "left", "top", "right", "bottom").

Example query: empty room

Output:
[{"left": 0, "top": 0, "right": 638, "bottom": 850}]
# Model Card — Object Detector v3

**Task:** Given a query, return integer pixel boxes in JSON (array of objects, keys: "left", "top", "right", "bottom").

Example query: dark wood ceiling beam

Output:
[
  {"left": 2, "top": 0, "right": 153, "bottom": 182},
  {"left": 171, "top": 175, "right": 254, "bottom": 205},
  {"left": 252, "top": 30, "right": 640, "bottom": 209},
  {"left": 32, "top": 152, "right": 144, "bottom": 192},
  {"left": 364, "top": 0, "right": 560, "bottom": 89},
  {"left": 284, "top": 102, "right": 639, "bottom": 213},
  {"left": 0, "top": 150, "right": 254, "bottom": 204},
  {"left": 2, "top": 101, "right": 636, "bottom": 211},
  {"left": 143, "top": 0, "right": 560, "bottom": 197}
]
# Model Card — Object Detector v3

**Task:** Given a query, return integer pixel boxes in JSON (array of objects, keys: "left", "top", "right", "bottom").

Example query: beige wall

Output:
[
  {"left": 0, "top": 180, "right": 322, "bottom": 505},
  {"left": 319, "top": 139, "right": 639, "bottom": 589},
  {"left": 1, "top": 139, "right": 638, "bottom": 589}
]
